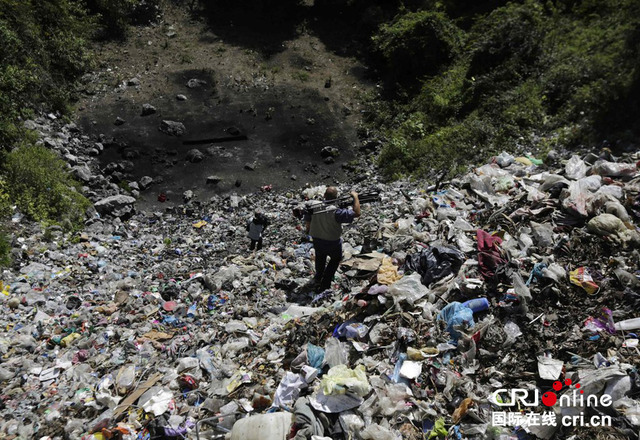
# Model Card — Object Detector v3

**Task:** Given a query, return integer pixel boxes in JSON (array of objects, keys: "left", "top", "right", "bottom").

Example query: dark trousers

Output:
[
  {"left": 250, "top": 237, "right": 263, "bottom": 250},
  {"left": 314, "top": 239, "right": 342, "bottom": 290}
]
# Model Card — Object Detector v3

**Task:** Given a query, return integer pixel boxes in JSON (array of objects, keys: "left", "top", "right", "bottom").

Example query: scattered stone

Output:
[
  {"left": 235, "top": 179, "right": 242, "bottom": 187},
  {"left": 176, "top": 94, "right": 188, "bottom": 101},
  {"left": 114, "top": 117, "right": 125, "bottom": 126},
  {"left": 141, "top": 103, "right": 156, "bottom": 116},
  {"left": 186, "top": 149, "right": 204, "bottom": 163},
  {"left": 207, "top": 175, "right": 222, "bottom": 184},
  {"left": 186, "top": 78, "right": 207, "bottom": 88},
  {"left": 244, "top": 162, "right": 256, "bottom": 171},
  {"left": 127, "top": 77, "right": 141, "bottom": 87},
  {"left": 320, "top": 146, "right": 340, "bottom": 158},
  {"left": 139, "top": 176, "right": 154, "bottom": 190},
  {"left": 183, "top": 190, "right": 194, "bottom": 202},
  {"left": 72, "top": 165, "right": 93, "bottom": 182},
  {"left": 159, "top": 120, "right": 186, "bottom": 136}
]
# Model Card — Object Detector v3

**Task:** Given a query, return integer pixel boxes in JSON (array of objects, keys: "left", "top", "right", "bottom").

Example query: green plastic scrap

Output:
[
  {"left": 526, "top": 155, "right": 543, "bottom": 166},
  {"left": 427, "top": 418, "right": 448, "bottom": 439}
]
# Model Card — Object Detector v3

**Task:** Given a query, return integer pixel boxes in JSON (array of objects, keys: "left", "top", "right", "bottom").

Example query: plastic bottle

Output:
[
  {"left": 462, "top": 298, "right": 490, "bottom": 313},
  {"left": 614, "top": 318, "right": 640, "bottom": 331}
]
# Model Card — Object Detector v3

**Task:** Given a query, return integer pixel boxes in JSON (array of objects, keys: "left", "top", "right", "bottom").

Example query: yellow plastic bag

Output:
[
  {"left": 320, "top": 365, "right": 371, "bottom": 397},
  {"left": 570, "top": 267, "right": 599, "bottom": 294},
  {"left": 377, "top": 257, "right": 402, "bottom": 285}
]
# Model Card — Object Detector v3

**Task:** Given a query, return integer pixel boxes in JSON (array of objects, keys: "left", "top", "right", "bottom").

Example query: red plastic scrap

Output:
[{"left": 476, "top": 229, "right": 505, "bottom": 280}]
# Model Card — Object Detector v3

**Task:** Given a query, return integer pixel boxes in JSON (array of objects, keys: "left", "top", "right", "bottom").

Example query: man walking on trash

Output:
[{"left": 305, "top": 187, "right": 360, "bottom": 292}]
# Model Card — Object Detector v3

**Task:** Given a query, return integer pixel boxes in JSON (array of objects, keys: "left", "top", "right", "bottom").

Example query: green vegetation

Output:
[
  {"left": 2, "top": 144, "right": 90, "bottom": 228},
  {"left": 0, "top": 230, "right": 10, "bottom": 267},
  {"left": 0, "top": 0, "right": 161, "bottom": 256},
  {"left": 367, "top": 0, "right": 640, "bottom": 181}
]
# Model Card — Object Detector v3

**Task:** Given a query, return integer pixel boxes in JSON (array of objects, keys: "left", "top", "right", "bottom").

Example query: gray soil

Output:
[{"left": 75, "top": 4, "right": 375, "bottom": 209}]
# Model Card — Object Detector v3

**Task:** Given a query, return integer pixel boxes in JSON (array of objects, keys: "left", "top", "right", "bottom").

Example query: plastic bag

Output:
[
  {"left": 565, "top": 155, "right": 587, "bottom": 180},
  {"left": 587, "top": 213, "right": 640, "bottom": 245},
  {"left": 320, "top": 365, "right": 371, "bottom": 397},
  {"left": 387, "top": 273, "right": 432, "bottom": 307},
  {"left": 115, "top": 364, "right": 136, "bottom": 395},
  {"left": 403, "top": 246, "right": 465, "bottom": 287},
  {"left": 360, "top": 424, "right": 401, "bottom": 440},
  {"left": 324, "top": 338, "right": 349, "bottom": 368},
  {"left": 495, "top": 152, "right": 515, "bottom": 167},
  {"left": 530, "top": 221, "right": 554, "bottom": 248},
  {"left": 569, "top": 267, "right": 599, "bottom": 294},
  {"left": 437, "top": 302, "right": 474, "bottom": 342},
  {"left": 377, "top": 257, "right": 402, "bottom": 285},
  {"left": 592, "top": 160, "right": 637, "bottom": 177}
]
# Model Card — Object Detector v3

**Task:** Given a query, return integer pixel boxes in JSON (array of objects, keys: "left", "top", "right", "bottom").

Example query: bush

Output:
[
  {"left": 372, "top": 0, "right": 640, "bottom": 180},
  {"left": 0, "top": 230, "right": 10, "bottom": 267},
  {"left": 373, "top": 10, "right": 464, "bottom": 89},
  {"left": 2, "top": 144, "right": 90, "bottom": 229},
  {"left": 0, "top": 0, "right": 93, "bottom": 146}
]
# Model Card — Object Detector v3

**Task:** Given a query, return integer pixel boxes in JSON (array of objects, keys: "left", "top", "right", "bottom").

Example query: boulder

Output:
[
  {"left": 139, "top": 176, "right": 154, "bottom": 190},
  {"left": 159, "top": 120, "right": 186, "bottom": 136},
  {"left": 186, "top": 149, "right": 204, "bottom": 163},
  {"left": 141, "top": 104, "right": 157, "bottom": 116},
  {"left": 72, "top": 165, "right": 93, "bottom": 183},
  {"left": 94, "top": 195, "right": 136, "bottom": 217}
]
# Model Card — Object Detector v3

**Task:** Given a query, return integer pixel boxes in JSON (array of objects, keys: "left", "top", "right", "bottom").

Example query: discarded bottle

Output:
[
  {"left": 462, "top": 298, "right": 490, "bottom": 313},
  {"left": 614, "top": 318, "right": 640, "bottom": 331}
]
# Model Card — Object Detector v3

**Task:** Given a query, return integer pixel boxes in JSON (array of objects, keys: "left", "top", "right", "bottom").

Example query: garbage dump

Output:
[{"left": 1, "top": 131, "right": 640, "bottom": 440}]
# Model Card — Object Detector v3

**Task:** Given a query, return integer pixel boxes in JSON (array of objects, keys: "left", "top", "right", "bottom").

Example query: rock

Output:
[
  {"left": 244, "top": 162, "right": 256, "bottom": 171},
  {"left": 72, "top": 165, "right": 93, "bottom": 182},
  {"left": 186, "top": 78, "right": 207, "bottom": 88},
  {"left": 186, "top": 149, "right": 204, "bottom": 163},
  {"left": 159, "top": 120, "right": 186, "bottom": 136},
  {"left": 207, "top": 175, "right": 222, "bottom": 184},
  {"left": 235, "top": 179, "right": 242, "bottom": 187},
  {"left": 139, "top": 176, "right": 154, "bottom": 190},
  {"left": 128, "top": 181, "right": 140, "bottom": 191},
  {"left": 114, "top": 117, "right": 125, "bottom": 126},
  {"left": 64, "top": 154, "right": 79, "bottom": 165},
  {"left": 323, "top": 156, "right": 335, "bottom": 164},
  {"left": 321, "top": 146, "right": 340, "bottom": 158},
  {"left": 94, "top": 195, "right": 136, "bottom": 217},
  {"left": 166, "top": 31, "right": 177, "bottom": 38},
  {"left": 23, "top": 120, "right": 38, "bottom": 131},
  {"left": 176, "top": 94, "right": 187, "bottom": 101},
  {"left": 183, "top": 190, "right": 194, "bottom": 202},
  {"left": 226, "top": 126, "right": 241, "bottom": 136},
  {"left": 95, "top": 142, "right": 104, "bottom": 151},
  {"left": 127, "top": 77, "right": 141, "bottom": 86},
  {"left": 88, "top": 148, "right": 100, "bottom": 156},
  {"left": 141, "top": 104, "right": 156, "bottom": 116}
]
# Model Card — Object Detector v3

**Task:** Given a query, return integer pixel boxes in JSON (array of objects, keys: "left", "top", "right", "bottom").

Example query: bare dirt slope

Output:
[{"left": 75, "top": 3, "right": 375, "bottom": 208}]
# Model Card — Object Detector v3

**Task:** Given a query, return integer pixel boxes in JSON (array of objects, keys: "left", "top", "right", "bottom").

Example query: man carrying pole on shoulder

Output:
[{"left": 304, "top": 186, "right": 360, "bottom": 292}]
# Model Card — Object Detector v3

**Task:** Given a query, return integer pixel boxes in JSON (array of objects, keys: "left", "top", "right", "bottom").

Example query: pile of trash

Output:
[{"left": 1, "top": 146, "right": 639, "bottom": 440}]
